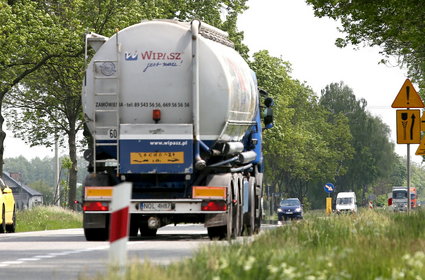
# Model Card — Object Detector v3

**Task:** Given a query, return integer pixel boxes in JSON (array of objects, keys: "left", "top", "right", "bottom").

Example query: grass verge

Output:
[
  {"left": 16, "top": 205, "right": 82, "bottom": 232},
  {"left": 95, "top": 209, "right": 425, "bottom": 280}
]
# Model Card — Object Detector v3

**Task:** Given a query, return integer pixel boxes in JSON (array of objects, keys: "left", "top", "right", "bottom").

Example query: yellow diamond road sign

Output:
[
  {"left": 391, "top": 79, "right": 424, "bottom": 108},
  {"left": 416, "top": 138, "right": 425, "bottom": 155},
  {"left": 396, "top": 110, "right": 421, "bottom": 144}
]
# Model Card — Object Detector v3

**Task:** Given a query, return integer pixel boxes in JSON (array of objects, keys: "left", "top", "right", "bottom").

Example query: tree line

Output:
[{"left": 1, "top": 0, "right": 424, "bottom": 209}]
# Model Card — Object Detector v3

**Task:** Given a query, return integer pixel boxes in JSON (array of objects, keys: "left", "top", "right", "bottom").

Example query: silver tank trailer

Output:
[{"left": 83, "top": 20, "right": 258, "bottom": 144}]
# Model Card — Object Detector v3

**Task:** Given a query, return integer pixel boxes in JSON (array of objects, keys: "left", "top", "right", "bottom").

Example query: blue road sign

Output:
[{"left": 324, "top": 183, "right": 335, "bottom": 193}]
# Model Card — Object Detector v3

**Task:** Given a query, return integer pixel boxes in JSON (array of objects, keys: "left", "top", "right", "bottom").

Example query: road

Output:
[
  {"left": 0, "top": 224, "right": 276, "bottom": 279},
  {"left": 0, "top": 224, "right": 213, "bottom": 280}
]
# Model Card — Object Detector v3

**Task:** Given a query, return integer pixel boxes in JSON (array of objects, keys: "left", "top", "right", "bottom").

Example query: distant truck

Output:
[
  {"left": 335, "top": 192, "right": 357, "bottom": 214},
  {"left": 391, "top": 186, "right": 417, "bottom": 211},
  {"left": 81, "top": 20, "right": 273, "bottom": 241}
]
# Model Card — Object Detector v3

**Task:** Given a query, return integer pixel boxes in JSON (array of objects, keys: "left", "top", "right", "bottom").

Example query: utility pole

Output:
[{"left": 55, "top": 137, "right": 60, "bottom": 206}]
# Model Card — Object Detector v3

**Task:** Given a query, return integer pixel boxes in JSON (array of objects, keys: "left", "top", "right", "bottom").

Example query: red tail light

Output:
[
  {"left": 201, "top": 201, "right": 227, "bottom": 211},
  {"left": 153, "top": 109, "right": 161, "bottom": 123},
  {"left": 83, "top": 202, "right": 109, "bottom": 211}
]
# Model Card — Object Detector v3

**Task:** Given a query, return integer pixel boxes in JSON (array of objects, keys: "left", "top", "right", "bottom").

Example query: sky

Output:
[
  {"left": 237, "top": 0, "right": 422, "bottom": 163},
  {"left": 3, "top": 0, "right": 422, "bottom": 163}
]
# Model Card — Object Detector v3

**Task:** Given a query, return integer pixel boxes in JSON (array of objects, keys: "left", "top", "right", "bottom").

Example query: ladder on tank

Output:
[{"left": 92, "top": 45, "right": 121, "bottom": 174}]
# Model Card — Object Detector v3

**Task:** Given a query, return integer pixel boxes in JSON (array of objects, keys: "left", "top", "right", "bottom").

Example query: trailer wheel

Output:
[
  {"left": 234, "top": 177, "right": 243, "bottom": 237},
  {"left": 254, "top": 201, "right": 262, "bottom": 234},
  {"left": 206, "top": 198, "right": 234, "bottom": 240},
  {"left": 248, "top": 177, "right": 256, "bottom": 236},
  {"left": 129, "top": 215, "right": 139, "bottom": 238},
  {"left": 139, "top": 226, "right": 157, "bottom": 237},
  {"left": 139, "top": 219, "right": 157, "bottom": 237},
  {"left": 84, "top": 228, "right": 108, "bottom": 241},
  {"left": 226, "top": 188, "right": 235, "bottom": 240},
  {"left": 207, "top": 225, "right": 226, "bottom": 240}
]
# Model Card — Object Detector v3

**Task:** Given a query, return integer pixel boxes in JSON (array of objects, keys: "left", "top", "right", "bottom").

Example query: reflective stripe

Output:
[{"left": 109, "top": 206, "right": 129, "bottom": 243}]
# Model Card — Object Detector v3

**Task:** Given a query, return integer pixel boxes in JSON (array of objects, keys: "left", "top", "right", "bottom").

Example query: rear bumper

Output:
[
  {"left": 278, "top": 212, "right": 303, "bottom": 220},
  {"left": 83, "top": 198, "right": 228, "bottom": 228}
]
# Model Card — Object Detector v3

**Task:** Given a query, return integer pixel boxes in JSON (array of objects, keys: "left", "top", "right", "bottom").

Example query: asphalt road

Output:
[{"left": 0, "top": 224, "right": 213, "bottom": 280}]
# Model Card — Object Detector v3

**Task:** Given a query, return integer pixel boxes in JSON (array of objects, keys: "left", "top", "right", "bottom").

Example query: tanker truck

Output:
[{"left": 81, "top": 20, "right": 273, "bottom": 241}]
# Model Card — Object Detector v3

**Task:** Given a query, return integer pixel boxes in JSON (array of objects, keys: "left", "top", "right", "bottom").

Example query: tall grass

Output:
[
  {"left": 97, "top": 209, "right": 425, "bottom": 280},
  {"left": 16, "top": 205, "right": 82, "bottom": 232}
]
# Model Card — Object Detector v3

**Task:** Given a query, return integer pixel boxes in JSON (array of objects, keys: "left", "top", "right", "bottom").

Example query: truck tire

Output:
[
  {"left": 226, "top": 193, "right": 235, "bottom": 239},
  {"left": 254, "top": 204, "right": 262, "bottom": 234},
  {"left": 129, "top": 215, "right": 139, "bottom": 238},
  {"left": 234, "top": 178, "right": 243, "bottom": 237},
  {"left": 139, "top": 226, "right": 157, "bottom": 237},
  {"left": 6, "top": 208, "right": 16, "bottom": 233},
  {"left": 84, "top": 228, "right": 108, "bottom": 241},
  {"left": 207, "top": 225, "right": 226, "bottom": 240},
  {"left": 248, "top": 177, "right": 256, "bottom": 236}
]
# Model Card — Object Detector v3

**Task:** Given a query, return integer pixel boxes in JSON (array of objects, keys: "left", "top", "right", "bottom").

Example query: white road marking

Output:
[
  {"left": 0, "top": 245, "right": 109, "bottom": 268},
  {"left": 2, "top": 261, "right": 23, "bottom": 265}
]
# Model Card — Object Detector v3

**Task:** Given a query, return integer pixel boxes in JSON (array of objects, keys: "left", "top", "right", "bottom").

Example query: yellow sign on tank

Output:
[{"left": 130, "top": 152, "right": 184, "bottom": 164}]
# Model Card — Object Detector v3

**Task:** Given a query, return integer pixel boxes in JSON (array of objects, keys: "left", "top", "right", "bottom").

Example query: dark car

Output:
[{"left": 277, "top": 198, "right": 303, "bottom": 222}]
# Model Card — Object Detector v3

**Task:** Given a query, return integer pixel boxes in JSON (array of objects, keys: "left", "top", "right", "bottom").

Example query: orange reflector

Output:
[
  {"left": 84, "top": 187, "right": 113, "bottom": 199},
  {"left": 83, "top": 201, "right": 109, "bottom": 211},
  {"left": 192, "top": 186, "right": 226, "bottom": 199}
]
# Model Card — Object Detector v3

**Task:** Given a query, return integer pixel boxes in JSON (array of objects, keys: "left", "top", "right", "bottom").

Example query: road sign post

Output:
[
  {"left": 109, "top": 182, "right": 132, "bottom": 271},
  {"left": 392, "top": 79, "right": 424, "bottom": 211},
  {"left": 324, "top": 183, "right": 335, "bottom": 215}
]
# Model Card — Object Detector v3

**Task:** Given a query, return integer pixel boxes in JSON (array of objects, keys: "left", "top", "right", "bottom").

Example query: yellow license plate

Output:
[{"left": 130, "top": 152, "right": 184, "bottom": 164}]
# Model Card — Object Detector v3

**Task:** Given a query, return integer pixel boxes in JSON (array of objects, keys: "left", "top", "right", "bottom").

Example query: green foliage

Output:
[
  {"left": 319, "top": 82, "right": 398, "bottom": 203},
  {"left": 93, "top": 210, "right": 425, "bottom": 280},
  {"left": 61, "top": 157, "right": 73, "bottom": 170},
  {"left": 306, "top": 0, "right": 425, "bottom": 88},
  {"left": 250, "top": 51, "right": 353, "bottom": 202},
  {"left": 141, "top": 0, "right": 249, "bottom": 57},
  {"left": 16, "top": 205, "right": 82, "bottom": 232},
  {"left": 402, "top": 157, "right": 425, "bottom": 200}
]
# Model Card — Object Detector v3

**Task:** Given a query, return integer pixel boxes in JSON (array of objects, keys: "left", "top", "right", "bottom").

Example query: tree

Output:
[
  {"left": 6, "top": 56, "right": 85, "bottom": 208},
  {"left": 250, "top": 51, "right": 353, "bottom": 204},
  {"left": 145, "top": 0, "right": 249, "bottom": 57},
  {"left": 306, "top": 0, "right": 425, "bottom": 88},
  {"left": 319, "top": 82, "right": 398, "bottom": 203},
  {"left": 0, "top": 0, "right": 85, "bottom": 175}
]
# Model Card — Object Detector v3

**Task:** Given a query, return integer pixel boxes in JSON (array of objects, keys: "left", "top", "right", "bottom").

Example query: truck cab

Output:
[{"left": 391, "top": 186, "right": 413, "bottom": 211}]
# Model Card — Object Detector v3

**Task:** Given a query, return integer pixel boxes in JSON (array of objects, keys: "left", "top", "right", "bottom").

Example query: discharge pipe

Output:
[
  {"left": 191, "top": 20, "right": 206, "bottom": 170},
  {"left": 238, "top": 151, "right": 257, "bottom": 164}
]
